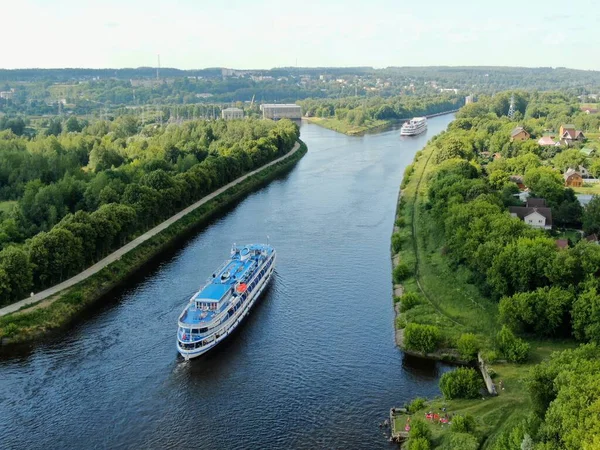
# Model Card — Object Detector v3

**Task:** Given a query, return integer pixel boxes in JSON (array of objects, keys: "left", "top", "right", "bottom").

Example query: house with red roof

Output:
[{"left": 559, "top": 124, "right": 585, "bottom": 142}]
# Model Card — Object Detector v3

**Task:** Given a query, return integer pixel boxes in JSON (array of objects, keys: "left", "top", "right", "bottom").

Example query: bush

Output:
[
  {"left": 451, "top": 414, "right": 477, "bottom": 434},
  {"left": 457, "top": 333, "right": 480, "bottom": 361},
  {"left": 396, "top": 316, "right": 407, "bottom": 328},
  {"left": 407, "top": 437, "right": 431, "bottom": 450},
  {"left": 392, "top": 232, "right": 403, "bottom": 253},
  {"left": 497, "top": 326, "right": 530, "bottom": 363},
  {"left": 393, "top": 262, "right": 411, "bottom": 283},
  {"left": 481, "top": 349, "right": 499, "bottom": 363},
  {"left": 394, "top": 296, "right": 401, "bottom": 304},
  {"left": 400, "top": 292, "right": 421, "bottom": 312},
  {"left": 395, "top": 216, "right": 405, "bottom": 227},
  {"left": 439, "top": 367, "right": 482, "bottom": 399},
  {"left": 407, "top": 397, "right": 426, "bottom": 413},
  {"left": 408, "top": 419, "right": 432, "bottom": 441},
  {"left": 404, "top": 323, "right": 440, "bottom": 353},
  {"left": 401, "top": 164, "right": 415, "bottom": 189},
  {"left": 439, "top": 433, "right": 478, "bottom": 450}
]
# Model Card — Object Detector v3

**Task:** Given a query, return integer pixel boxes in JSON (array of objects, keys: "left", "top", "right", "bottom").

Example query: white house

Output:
[{"left": 508, "top": 205, "right": 553, "bottom": 230}]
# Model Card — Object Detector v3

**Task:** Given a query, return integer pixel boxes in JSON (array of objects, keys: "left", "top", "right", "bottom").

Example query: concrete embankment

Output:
[{"left": 0, "top": 142, "right": 303, "bottom": 320}]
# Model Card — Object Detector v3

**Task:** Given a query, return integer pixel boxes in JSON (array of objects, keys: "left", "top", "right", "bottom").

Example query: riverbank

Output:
[
  {"left": 390, "top": 124, "right": 577, "bottom": 448},
  {"left": 305, "top": 110, "right": 460, "bottom": 136},
  {"left": 0, "top": 141, "right": 307, "bottom": 344}
]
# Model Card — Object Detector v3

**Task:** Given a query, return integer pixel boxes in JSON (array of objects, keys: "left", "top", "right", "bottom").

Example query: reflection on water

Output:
[{"left": 1, "top": 115, "right": 456, "bottom": 449}]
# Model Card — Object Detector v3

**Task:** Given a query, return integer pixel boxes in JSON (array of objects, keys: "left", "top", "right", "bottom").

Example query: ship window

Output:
[{"left": 200, "top": 327, "right": 208, "bottom": 333}]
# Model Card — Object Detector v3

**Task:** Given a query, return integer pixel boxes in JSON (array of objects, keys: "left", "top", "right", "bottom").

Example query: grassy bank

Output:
[
  {"left": 304, "top": 116, "right": 391, "bottom": 135},
  {"left": 391, "top": 140, "right": 575, "bottom": 448},
  {"left": 0, "top": 142, "right": 307, "bottom": 344}
]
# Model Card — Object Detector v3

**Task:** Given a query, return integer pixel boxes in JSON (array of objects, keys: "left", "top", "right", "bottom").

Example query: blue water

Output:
[{"left": 0, "top": 115, "right": 455, "bottom": 449}]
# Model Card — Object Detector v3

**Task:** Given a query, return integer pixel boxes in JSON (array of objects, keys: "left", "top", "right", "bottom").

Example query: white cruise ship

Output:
[
  {"left": 177, "top": 244, "right": 276, "bottom": 360},
  {"left": 400, "top": 117, "right": 427, "bottom": 136}
]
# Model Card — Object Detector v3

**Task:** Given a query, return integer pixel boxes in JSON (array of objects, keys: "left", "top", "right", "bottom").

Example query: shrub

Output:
[
  {"left": 400, "top": 292, "right": 421, "bottom": 312},
  {"left": 393, "top": 262, "right": 411, "bottom": 283},
  {"left": 439, "top": 367, "right": 482, "bottom": 399},
  {"left": 408, "top": 419, "right": 432, "bottom": 441},
  {"left": 457, "top": 333, "right": 480, "bottom": 361},
  {"left": 407, "top": 437, "right": 431, "bottom": 450},
  {"left": 392, "top": 233, "right": 403, "bottom": 253},
  {"left": 407, "top": 397, "right": 426, "bottom": 413},
  {"left": 451, "top": 414, "right": 477, "bottom": 434},
  {"left": 401, "top": 164, "right": 415, "bottom": 189},
  {"left": 394, "top": 296, "right": 401, "bottom": 304},
  {"left": 481, "top": 349, "right": 498, "bottom": 363},
  {"left": 497, "top": 326, "right": 530, "bottom": 363},
  {"left": 395, "top": 216, "right": 405, "bottom": 227},
  {"left": 404, "top": 323, "right": 440, "bottom": 353},
  {"left": 396, "top": 316, "right": 407, "bottom": 328}
]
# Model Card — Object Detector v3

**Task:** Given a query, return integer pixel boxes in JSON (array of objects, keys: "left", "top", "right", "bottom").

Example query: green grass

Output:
[
  {"left": 394, "top": 141, "right": 498, "bottom": 349},
  {"left": 0, "top": 143, "right": 308, "bottom": 342},
  {"left": 0, "top": 201, "right": 16, "bottom": 214},
  {"left": 304, "top": 116, "right": 391, "bottom": 135},
  {"left": 572, "top": 183, "right": 600, "bottom": 195}
]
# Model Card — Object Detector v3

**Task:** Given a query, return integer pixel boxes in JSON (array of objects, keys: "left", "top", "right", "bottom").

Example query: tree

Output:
[
  {"left": 0, "top": 246, "right": 33, "bottom": 304},
  {"left": 572, "top": 287, "right": 600, "bottom": 343},
  {"left": 404, "top": 324, "right": 441, "bottom": 353},
  {"left": 583, "top": 195, "right": 600, "bottom": 236},
  {"left": 499, "top": 287, "right": 573, "bottom": 337},
  {"left": 496, "top": 326, "right": 529, "bottom": 363},
  {"left": 439, "top": 367, "right": 482, "bottom": 399},
  {"left": 28, "top": 228, "right": 83, "bottom": 287},
  {"left": 45, "top": 118, "right": 62, "bottom": 136},
  {"left": 457, "top": 333, "right": 480, "bottom": 361},
  {"left": 523, "top": 166, "right": 564, "bottom": 206},
  {"left": 65, "top": 116, "right": 82, "bottom": 133}
]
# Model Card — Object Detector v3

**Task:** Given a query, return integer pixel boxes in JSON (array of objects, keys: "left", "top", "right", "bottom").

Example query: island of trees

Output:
[{"left": 392, "top": 91, "right": 600, "bottom": 449}]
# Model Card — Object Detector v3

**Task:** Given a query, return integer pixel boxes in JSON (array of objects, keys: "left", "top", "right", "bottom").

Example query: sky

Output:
[{"left": 2, "top": 0, "right": 600, "bottom": 70}]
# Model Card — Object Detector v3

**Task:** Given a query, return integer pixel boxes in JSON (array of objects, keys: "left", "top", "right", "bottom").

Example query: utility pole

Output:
[
  {"left": 157, "top": 54, "right": 160, "bottom": 81},
  {"left": 508, "top": 94, "right": 516, "bottom": 119}
]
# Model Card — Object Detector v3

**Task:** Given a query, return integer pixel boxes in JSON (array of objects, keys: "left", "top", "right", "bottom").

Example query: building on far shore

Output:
[
  {"left": 222, "top": 107, "right": 244, "bottom": 120},
  {"left": 465, "top": 95, "right": 475, "bottom": 104},
  {"left": 260, "top": 104, "right": 302, "bottom": 120}
]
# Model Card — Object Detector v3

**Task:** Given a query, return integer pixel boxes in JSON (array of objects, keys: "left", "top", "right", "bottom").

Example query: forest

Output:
[
  {"left": 393, "top": 91, "right": 600, "bottom": 449},
  {"left": 0, "top": 117, "right": 299, "bottom": 306}
]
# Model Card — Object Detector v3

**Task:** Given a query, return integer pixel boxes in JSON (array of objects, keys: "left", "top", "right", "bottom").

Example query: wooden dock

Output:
[{"left": 389, "top": 407, "right": 410, "bottom": 442}]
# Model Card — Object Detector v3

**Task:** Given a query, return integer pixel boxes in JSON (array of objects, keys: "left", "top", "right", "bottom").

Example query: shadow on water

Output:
[{"left": 401, "top": 353, "right": 455, "bottom": 382}]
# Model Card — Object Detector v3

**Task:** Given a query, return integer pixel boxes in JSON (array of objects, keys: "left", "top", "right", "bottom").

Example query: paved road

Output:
[{"left": 0, "top": 142, "right": 301, "bottom": 317}]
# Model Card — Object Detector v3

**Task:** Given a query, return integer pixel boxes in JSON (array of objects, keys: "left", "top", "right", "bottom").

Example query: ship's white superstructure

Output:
[{"left": 400, "top": 117, "right": 428, "bottom": 136}]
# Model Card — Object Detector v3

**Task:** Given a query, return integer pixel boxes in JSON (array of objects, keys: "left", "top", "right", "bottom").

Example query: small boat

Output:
[
  {"left": 400, "top": 117, "right": 427, "bottom": 136},
  {"left": 177, "top": 243, "right": 276, "bottom": 360}
]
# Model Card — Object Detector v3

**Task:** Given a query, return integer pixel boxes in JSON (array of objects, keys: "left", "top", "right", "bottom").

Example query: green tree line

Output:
[{"left": 0, "top": 117, "right": 299, "bottom": 305}]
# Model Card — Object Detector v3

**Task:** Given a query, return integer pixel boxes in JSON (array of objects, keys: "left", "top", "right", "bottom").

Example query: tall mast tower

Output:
[
  {"left": 508, "top": 94, "right": 516, "bottom": 119},
  {"left": 157, "top": 54, "right": 160, "bottom": 80}
]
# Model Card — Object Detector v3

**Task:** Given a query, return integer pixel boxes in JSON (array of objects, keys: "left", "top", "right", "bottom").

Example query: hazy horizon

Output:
[{"left": 2, "top": 0, "right": 599, "bottom": 70}]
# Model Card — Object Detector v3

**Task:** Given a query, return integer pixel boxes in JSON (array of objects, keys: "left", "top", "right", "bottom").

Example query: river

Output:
[{"left": 0, "top": 114, "right": 455, "bottom": 449}]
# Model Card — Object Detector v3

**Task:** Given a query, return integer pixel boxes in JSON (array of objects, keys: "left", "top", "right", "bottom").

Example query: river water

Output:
[{"left": 1, "top": 115, "right": 455, "bottom": 450}]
